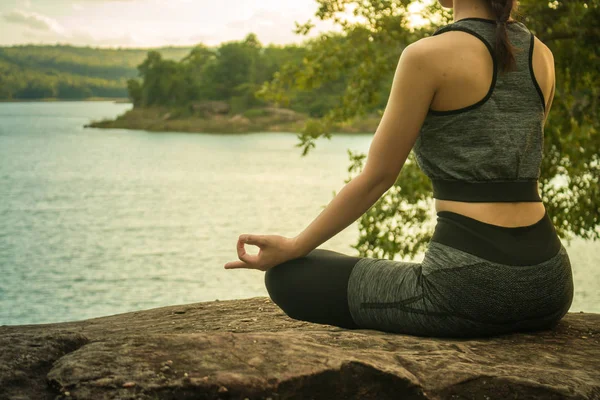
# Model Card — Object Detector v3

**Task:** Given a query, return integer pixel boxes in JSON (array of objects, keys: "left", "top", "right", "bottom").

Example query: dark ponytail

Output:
[{"left": 489, "top": 0, "right": 517, "bottom": 74}]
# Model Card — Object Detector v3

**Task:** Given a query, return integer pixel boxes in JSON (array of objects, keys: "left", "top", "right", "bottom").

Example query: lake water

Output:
[{"left": 1, "top": 101, "right": 598, "bottom": 326}]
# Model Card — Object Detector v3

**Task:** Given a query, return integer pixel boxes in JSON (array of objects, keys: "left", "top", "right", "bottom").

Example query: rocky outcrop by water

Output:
[{"left": 1, "top": 296, "right": 599, "bottom": 400}]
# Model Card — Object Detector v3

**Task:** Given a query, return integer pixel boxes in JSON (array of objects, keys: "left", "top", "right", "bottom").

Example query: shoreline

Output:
[
  {"left": 0, "top": 97, "right": 131, "bottom": 103},
  {"left": 0, "top": 101, "right": 377, "bottom": 134},
  {"left": 85, "top": 106, "right": 380, "bottom": 135}
]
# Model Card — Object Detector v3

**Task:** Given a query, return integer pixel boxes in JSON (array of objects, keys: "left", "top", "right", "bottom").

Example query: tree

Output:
[
  {"left": 179, "top": 44, "right": 217, "bottom": 102},
  {"left": 127, "top": 78, "right": 142, "bottom": 106},
  {"left": 259, "top": 0, "right": 599, "bottom": 259},
  {"left": 136, "top": 51, "right": 187, "bottom": 107},
  {"left": 127, "top": 34, "right": 308, "bottom": 113}
]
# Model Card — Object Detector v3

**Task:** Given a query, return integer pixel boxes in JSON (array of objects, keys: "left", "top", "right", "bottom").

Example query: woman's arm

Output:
[
  {"left": 292, "top": 39, "right": 438, "bottom": 258},
  {"left": 291, "top": 173, "right": 392, "bottom": 258}
]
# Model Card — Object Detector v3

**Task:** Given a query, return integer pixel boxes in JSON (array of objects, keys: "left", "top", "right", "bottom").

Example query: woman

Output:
[{"left": 223, "top": 0, "right": 574, "bottom": 338}]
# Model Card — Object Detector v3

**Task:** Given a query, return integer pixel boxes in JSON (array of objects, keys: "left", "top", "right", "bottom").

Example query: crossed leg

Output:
[{"left": 264, "top": 248, "right": 363, "bottom": 330}]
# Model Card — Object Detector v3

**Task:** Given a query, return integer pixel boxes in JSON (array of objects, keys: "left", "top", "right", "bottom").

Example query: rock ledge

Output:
[{"left": 1, "top": 297, "right": 599, "bottom": 400}]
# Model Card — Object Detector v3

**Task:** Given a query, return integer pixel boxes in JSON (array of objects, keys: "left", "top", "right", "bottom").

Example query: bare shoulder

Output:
[
  {"left": 404, "top": 33, "right": 457, "bottom": 59},
  {"left": 403, "top": 32, "right": 481, "bottom": 82},
  {"left": 400, "top": 35, "right": 457, "bottom": 71},
  {"left": 409, "top": 30, "right": 490, "bottom": 61},
  {"left": 417, "top": 29, "right": 484, "bottom": 50},
  {"left": 532, "top": 35, "right": 555, "bottom": 65},
  {"left": 399, "top": 37, "right": 439, "bottom": 64},
  {"left": 394, "top": 38, "right": 443, "bottom": 85}
]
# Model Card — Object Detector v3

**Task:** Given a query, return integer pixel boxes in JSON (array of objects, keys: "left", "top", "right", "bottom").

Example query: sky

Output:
[{"left": 0, "top": 0, "right": 431, "bottom": 48}]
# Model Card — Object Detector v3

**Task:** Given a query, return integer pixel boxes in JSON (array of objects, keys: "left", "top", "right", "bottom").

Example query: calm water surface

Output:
[{"left": 1, "top": 101, "right": 598, "bottom": 325}]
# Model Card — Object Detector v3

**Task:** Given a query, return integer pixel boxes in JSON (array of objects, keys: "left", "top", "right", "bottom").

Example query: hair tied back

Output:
[{"left": 489, "top": 0, "right": 517, "bottom": 73}]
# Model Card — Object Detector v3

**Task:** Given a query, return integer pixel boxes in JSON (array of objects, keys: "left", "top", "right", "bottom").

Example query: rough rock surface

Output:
[{"left": 1, "top": 296, "right": 599, "bottom": 400}]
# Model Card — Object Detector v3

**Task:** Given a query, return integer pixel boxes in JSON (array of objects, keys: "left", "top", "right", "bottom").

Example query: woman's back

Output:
[
  {"left": 414, "top": 18, "right": 556, "bottom": 227},
  {"left": 263, "top": 6, "right": 573, "bottom": 339}
]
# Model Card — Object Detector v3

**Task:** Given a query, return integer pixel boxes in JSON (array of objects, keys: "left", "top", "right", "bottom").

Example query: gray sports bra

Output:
[{"left": 413, "top": 18, "right": 546, "bottom": 202}]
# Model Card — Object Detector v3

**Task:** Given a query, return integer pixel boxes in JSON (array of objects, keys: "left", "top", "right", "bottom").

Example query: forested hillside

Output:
[
  {"left": 0, "top": 45, "right": 191, "bottom": 99},
  {"left": 0, "top": 36, "right": 389, "bottom": 117}
]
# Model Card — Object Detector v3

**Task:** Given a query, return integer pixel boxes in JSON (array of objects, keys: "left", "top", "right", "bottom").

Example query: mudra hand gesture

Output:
[{"left": 223, "top": 234, "right": 301, "bottom": 271}]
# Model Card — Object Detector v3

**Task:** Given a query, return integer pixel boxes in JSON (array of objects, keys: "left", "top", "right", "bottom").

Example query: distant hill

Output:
[{"left": 0, "top": 45, "right": 193, "bottom": 100}]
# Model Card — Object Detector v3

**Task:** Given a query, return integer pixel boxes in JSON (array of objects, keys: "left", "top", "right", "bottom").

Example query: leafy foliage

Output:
[
  {"left": 127, "top": 34, "right": 312, "bottom": 115},
  {"left": 260, "top": 0, "right": 599, "bottom": 258}
]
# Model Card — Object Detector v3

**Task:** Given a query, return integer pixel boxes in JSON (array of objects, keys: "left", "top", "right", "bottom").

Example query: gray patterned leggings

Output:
[{"left": 264, "top": 210, "right": 574, "bottom": 338}]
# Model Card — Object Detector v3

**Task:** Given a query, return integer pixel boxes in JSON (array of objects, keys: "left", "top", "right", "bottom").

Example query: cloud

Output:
[
  {"left": 2, "top": 10, "right": 65, "bottom": 33},
  {"left": 223, "top": 8, "right": 339, "bottom": 45},
  {"left": 0, "top": 1, "right": 338, "bottom": 48}
]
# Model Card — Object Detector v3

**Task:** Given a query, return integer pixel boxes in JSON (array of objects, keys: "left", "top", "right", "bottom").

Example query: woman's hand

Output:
[{"left": 223, "top": 234, "right": 301, "bottom": 272}]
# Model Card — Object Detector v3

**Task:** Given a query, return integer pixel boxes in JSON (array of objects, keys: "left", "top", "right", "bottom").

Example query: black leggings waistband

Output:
[{"left": 431, "top": 210, "right": 562, "bottom": 266}]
